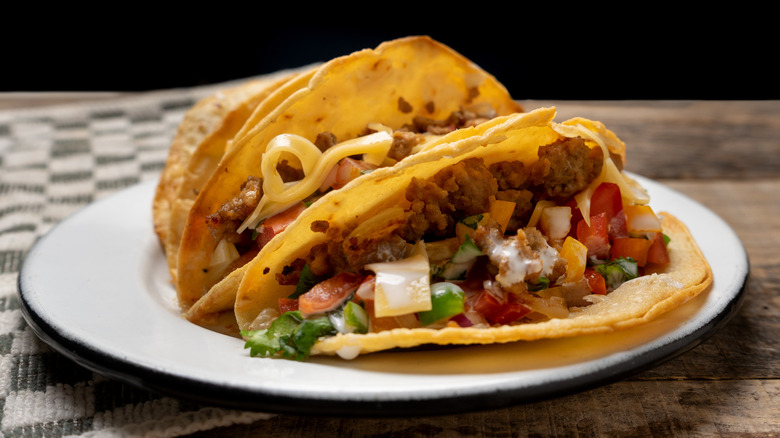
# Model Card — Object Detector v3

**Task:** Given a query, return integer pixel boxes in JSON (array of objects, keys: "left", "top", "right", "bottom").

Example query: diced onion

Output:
[
  {"left": 539, "top": 206, "right": 572, "bottom": 241},
  {"left": 209, "top": 239, "right": 239, "bottom": 269},
  {"left": 624, "top": 205, "right": 663, "bottom": 233},
  {"left": 248, "top": 307, "right": 281, "bottom": 331},
  {"left": 526, "top": 295, "right": 569, "bottom": 319},
  {"left": 527, "top": 200, "right": 556, "bottom": 228}
]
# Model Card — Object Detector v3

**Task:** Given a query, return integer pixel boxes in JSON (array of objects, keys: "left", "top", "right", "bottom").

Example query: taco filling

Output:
[
  {"left": 202, "top": 104, "right": 500, "bottom": 287},
  {"left": 242, "top": 134, "right": 673, "bottom": 360}
]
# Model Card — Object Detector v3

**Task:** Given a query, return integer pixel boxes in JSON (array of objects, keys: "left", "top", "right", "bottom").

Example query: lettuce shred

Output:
[{"left": 242, "top": 310, "right": 336, "bottom": 361}]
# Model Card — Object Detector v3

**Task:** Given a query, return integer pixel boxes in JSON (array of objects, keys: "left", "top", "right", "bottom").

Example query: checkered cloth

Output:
[{"left": 0, "top": 84, "right": 276, "bottom": 437}]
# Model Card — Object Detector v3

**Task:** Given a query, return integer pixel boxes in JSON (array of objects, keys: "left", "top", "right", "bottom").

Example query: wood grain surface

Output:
[{"left": 186, "top": 100, "right": 780, "bottom": 437}]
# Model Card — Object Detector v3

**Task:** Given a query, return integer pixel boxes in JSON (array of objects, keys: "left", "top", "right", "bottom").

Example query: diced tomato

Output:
[
  {"left": 255, "top": 202, "right": 307, "bottom": 248},
  {"left": 332, "top": 158, "right": 377, "bottom": 190},
  {"left": 470, "top": 289, "right": 503, "bottom": 318},
  {"left": 611, "top": 237, "right": 652, "bottom": 267},
  {"left": 470, "top": 290, "right": 530, "bottom": 325},
  {"left": 646, "top": 232, "right": 670, "bottom": 265},
  {"left": 590, "top": 182, "right": 623, "bottom": 221},
  {"left": 584, "top": 269, "right": 607, "bottom": 295},
  {"left": 298, "top": 272, "right": 365, "bottom": 317},
  {"left": 278, "top": 297, "right": 299, "bottom": 313},
  {"left": 588, "top": 182, "right": 631, "bottom": 241},
  {"left": 254, "top": 227, "right": 276, "bottom": 249},
  {"left": 576, "top": 212, "right": 611, "bottom": 259},
  {"left": 489, "top": 300, "right": 532, "bottom": 325}
]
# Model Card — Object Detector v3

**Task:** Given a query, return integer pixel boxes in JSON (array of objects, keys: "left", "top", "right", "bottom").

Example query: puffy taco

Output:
[
  {"left": 234, "top": 106, "right": 713, "bottom": 360},
  {"left": 177, "top": 36, "right": 523, "bottom": 325}
]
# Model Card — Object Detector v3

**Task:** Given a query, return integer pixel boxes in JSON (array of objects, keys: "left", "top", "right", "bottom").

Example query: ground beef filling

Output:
[
  {"left": 531, "top": 137, "right": 603, "bottom": 201},
  {"left": 295, "top": 137, "right": 602, "bottom": 282},
  {"left": 204, "top": 176, "right": 262, "bottom": 250},
  {"left": 382, "top": 106, "right": 497, "bottom": 161},
  {"left": 402, "top": 157, "right": 497, "bottom": 241},
  {"left": 205, "top": 106, "right": 500, "bottom": 246}
]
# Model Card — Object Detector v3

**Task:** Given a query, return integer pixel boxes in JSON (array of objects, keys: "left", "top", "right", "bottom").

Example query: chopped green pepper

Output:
[
  {"left": 436, "top": 234, "right": 483, "bottom": 280},
  {"left": 528, "top": 276, "right": 550, "bottom": 292},
  {"left": 460, "top": 214, "right": 484, "bottom": 230},
  {"left": 417, "top": 282, "right": 466, "bottom": 326},
  {"left": 341, "top": 301, "right": 369, "bottom": 334}
]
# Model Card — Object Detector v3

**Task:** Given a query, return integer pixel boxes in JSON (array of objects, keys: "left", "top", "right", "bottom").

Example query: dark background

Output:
[{"left": 2, "top": 10, "right": 772, "bottom": 100}]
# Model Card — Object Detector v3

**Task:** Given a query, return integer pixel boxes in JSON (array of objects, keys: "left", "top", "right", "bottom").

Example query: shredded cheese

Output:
[{"left": 366, "top": 242, "right": 432, "bottom": 318}]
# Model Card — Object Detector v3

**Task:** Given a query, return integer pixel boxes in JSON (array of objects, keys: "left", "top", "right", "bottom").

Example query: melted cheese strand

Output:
[{"left": 238, "top": 131, "right": 393, "bottom": 232}]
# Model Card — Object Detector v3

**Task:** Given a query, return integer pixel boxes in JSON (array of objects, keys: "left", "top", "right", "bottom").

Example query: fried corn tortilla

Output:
[
  {"left": 177, "top": 36, "right": 523, "bottom": 322},
  {"left": 307, "top": 214, "right": 711, "bottom": 357},
  {"left": 153, "top": 68, "right": 315, "bottom": 282},
  {"left": 234, "top": 107, "right": 712, "bottom": 359}
]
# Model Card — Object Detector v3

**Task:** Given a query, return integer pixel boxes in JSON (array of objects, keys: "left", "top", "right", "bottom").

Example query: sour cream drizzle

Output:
[{"left": 480, "top": 228, "right": 542, "bottom": 289}]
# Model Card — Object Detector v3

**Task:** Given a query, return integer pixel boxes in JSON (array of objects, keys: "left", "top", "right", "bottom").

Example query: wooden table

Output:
[
  {"left": 3, "top": 96, "right": 777, "bottom": 436},
  {"left": 193, "top": 100, "right": 780, "bottom": 437}
]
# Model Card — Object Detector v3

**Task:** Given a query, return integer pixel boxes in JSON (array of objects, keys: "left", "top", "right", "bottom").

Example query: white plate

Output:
[{"left": 17, "top": 175, "right": 748, "bottom": 416}]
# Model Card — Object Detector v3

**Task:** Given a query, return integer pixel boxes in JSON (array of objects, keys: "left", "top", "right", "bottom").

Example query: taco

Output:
[
  {"left": 153, "top": 67, "right": 315, "bottom": 283},
  {"left": 176, "top": 36, "right": 524, "bottom": 325},
  {"left": 234, "top": 106, "right": 713, "bottom": 360}
]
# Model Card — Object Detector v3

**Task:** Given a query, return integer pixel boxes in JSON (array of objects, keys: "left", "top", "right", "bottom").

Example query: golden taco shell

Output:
[
  {"left": 233, "top": 106, "right": 712, "bottom": 359},
  {"left": 177, "top": 36, "right": 523, "bottom": 320}
]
